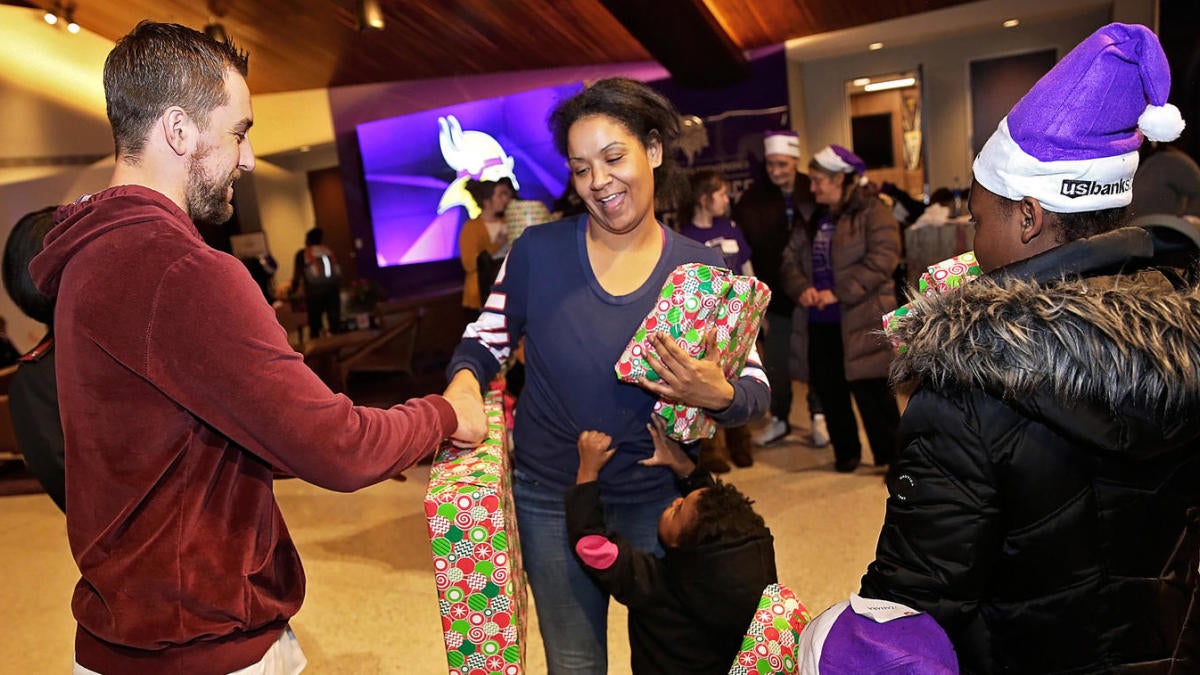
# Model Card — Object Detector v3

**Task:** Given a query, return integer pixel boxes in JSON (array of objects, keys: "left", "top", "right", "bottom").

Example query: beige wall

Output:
[
  {"left": 249, "top": 161, "right": 318, "bottom": 295},
  {"left": 791, "top": 4, "right": 1119, "bottom": 195}
]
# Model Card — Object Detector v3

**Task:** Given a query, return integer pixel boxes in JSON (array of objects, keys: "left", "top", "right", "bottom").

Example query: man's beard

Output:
[{"left": 185, "top": 149, "right": 239, "bottom": 225}]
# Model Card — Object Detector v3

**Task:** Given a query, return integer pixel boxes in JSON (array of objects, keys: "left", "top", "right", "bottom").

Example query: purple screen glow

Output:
[{"left": 357, "top": 83, "right": 583, "bottom": 267}]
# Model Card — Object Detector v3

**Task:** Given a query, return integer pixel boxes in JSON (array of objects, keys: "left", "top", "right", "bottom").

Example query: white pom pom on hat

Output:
[{"left": 1139, "top": 103, "right": 1186, "bottom": 143}]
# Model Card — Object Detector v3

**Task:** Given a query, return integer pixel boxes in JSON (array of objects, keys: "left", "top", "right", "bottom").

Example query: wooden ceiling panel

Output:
[
  {"left": 35, "top": 0, "right": 979, "bottom": 94},
  {"left": 704, "top": 0, "right": 981, "bottom": 50}
]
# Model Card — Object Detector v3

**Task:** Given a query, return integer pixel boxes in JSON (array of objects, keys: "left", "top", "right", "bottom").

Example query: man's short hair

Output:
[
  {"left": 678, "top": 479, "right": 770, "bottom": 549},
  {"left": 104, "top": 21, "right": 249, "bottom": 162}
]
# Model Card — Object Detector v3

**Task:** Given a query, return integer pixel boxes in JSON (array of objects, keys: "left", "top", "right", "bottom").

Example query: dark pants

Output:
[
  {"left": 808, "top": 321, "right": 900, "bottom": 467},
  {"left": 306, "top": 285, "right": 341, "bottom": 337},
  {"left": 762, "top": 309, "right": 795, "bottom": 423}
]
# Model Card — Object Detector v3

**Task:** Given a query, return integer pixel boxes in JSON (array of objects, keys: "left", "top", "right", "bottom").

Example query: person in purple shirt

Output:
[
  {"left": 677, "top": 169, "right": 753, "bottom": 275},
  {"left": 443, "top": 78, "right": 770, "bottom": 675}
]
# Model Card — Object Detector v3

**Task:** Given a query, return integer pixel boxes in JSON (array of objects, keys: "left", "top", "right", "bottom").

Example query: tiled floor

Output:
[{"left": 0, "top": 385, "right": 892, "bottom": 674}]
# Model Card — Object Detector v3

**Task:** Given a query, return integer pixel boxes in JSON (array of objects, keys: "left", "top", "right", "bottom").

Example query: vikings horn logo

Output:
[{"left": 437, "top": 115, "right": 520, "bottom": 218}]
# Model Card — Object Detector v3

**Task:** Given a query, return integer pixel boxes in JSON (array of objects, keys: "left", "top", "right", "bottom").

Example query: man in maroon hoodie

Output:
[{"left": 29, "top": 21, "right": 487, "bottom": 675}]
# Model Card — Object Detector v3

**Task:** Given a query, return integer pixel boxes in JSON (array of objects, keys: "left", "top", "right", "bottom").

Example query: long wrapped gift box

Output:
[
  {"left": 728, "top": 583, "right": 812, "bottom": 675},
  {"left": 425, "top": 390, "right": 526, "bottom": 675}
]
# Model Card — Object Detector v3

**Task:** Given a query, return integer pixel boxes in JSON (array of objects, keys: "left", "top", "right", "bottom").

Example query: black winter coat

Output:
[
  {"left": 731, "top": 172, "right": 815, "bottom": 316},
  {"left": 861, "top": 225, "right": 1200, "bottom": 674}
]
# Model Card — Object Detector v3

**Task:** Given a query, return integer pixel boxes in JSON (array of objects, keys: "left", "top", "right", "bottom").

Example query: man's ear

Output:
[
  {"left": 645, "top": 130, "right": 663, "bottom": 169},
  {"left": 1018, "top": 197, "right": 1047, "bottom": 245},
  {"left": 160, "top": 107, "right": 194, "bottom": 157}
]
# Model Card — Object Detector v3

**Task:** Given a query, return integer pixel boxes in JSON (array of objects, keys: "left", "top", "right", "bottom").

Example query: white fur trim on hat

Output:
[
  {"left": 796, "top": 599, "right": 847, "bottom": 674},
  {"left": 764, "top": 134, "right": 800, "bottom": 158},
  {"left": 813, "top": 146, "right": 853, "bottom": 174},
  {"left": 973, "top": 117, "right": 1138, "bottom": 213}
]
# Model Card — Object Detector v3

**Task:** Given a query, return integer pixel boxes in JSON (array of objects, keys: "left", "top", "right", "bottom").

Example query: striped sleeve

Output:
[{"left": 447, "top": 236, "right": 530, "bottom": 390}]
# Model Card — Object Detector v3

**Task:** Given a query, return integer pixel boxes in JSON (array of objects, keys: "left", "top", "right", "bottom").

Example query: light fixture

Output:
[
  {"left": 868, "top": 42, "right": 884, "bottom": 51},
  {"left": 43, "top": 2, "right": 80, "bottom": 34},
  {"left": 358, "top": 0, "right": 385, "bottom": 31},
  {"left": 1003, "top": 19, "right": 1020, "bottom": 28},
  {"left": 852, "top": 77, "right": 871, "bottom": 87},
  {"left": 864, "top": 77, "right": 916, "bottom": 92}
]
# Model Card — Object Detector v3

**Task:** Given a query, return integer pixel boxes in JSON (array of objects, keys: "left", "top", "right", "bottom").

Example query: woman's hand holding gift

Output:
[{"left": 638, "top": 331, "right": 734, "bottom": 411}]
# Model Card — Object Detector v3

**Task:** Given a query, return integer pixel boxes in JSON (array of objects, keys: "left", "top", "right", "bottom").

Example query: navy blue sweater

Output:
[{"left": 448, "top": 214, "right": 770, "bottom": 500}]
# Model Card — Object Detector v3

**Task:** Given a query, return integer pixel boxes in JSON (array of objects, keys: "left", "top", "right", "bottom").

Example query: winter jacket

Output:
[
  {"left": 731, "top": 172, "right": 815, "bottom": 317},
  {"left": 29, "top": 185, "right": 457, "bottom": 674},
  {"left": 565, "top": 470, "right": 778, "bottom": 674},
  {"left": 780, "top": 184, "right": 901, "bottom": 381},
  {"left": 861, "top": 224, "right": 1200, "bottom": 674}
]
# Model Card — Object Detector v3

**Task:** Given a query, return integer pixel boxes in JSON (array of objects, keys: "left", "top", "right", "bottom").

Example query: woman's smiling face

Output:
[{"left": 567, "top": 113, "right": 661, "bottom": 236}]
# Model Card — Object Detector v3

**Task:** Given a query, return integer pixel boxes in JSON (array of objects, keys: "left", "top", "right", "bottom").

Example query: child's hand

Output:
[
  {"left": 639, "top": 417, "right": 696, "bottom": 478},
  {"left": 577, "top": 430, "right": 616, "bottom": 484}
]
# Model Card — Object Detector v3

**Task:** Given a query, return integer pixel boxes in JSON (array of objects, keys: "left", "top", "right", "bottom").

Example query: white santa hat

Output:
[
  {"left": 764, "top": 130, "right": 800, "bottom": 158},
  {"left": 973, "top": 23, "right": 1185, "bottom": 213}
]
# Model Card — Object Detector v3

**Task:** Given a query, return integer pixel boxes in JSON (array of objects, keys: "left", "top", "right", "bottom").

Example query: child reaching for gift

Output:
[{"left": 566, "top": 421, "right": 779, "bottom": 674}]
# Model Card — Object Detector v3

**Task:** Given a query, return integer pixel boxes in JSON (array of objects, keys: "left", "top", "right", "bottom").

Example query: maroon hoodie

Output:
[{"left": 30, "top": 185, "right": 456, "bottom": 674}]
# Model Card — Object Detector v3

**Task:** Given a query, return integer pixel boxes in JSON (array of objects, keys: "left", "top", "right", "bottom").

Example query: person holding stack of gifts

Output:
[
  {"left": 444, "top": 77, "right": 770, "bottom": 674},
  {"left": 861, "top": 23, "right": 1200, "bottom": 673}
]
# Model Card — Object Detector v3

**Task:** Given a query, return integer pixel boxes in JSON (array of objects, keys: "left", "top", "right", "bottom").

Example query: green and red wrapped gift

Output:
[
  {"left": 882, "top": 251, "right": 982, "bottom": 354},
  {"left": 425, "top": 390, "right": 526, "bottom": 675},
  {"left": 615, "top": 263, "right": 770, "bottom": 441},
  {"left": 728, "top": 583, "right": 812, "bottom": 675}
]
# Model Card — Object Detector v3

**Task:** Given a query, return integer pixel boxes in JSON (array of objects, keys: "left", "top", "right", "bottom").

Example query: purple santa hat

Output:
[
  {"left": 796, "top": 595, "right": 958, "bottom": 674},
  {"left": 973, "top": 23, "right": 1185, "bottom": 213},
  {"left": 813, "top": 145, "right": 869, "bottom": 186}
]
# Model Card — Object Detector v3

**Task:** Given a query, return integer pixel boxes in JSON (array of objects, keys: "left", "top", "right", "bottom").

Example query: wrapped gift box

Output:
[
  {"left": 615, "top": 263, "right": 770, "bottom": 441},
  {"left": 883, "top": 251, "right": 982, "bottom": 354},
  {"left": 425, "top": 391, "right": 526, "bottom": 675},
  {"left": 728, "top": 583, "right": 812, "bottom": 675}
]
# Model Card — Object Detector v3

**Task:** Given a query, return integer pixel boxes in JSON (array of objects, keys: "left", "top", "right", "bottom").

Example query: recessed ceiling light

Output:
[
  {"left": 869, "top": 42, "right": 884, "bottom": 51},
  {"left": 1003, "top": 19, "right": 1020, "bottom": 28},
  {"left": 853, "top": 78, "right": 871, "bottom": 87},
  {"left": 864, "top": 77, "right": 916, "bottom": 92},
  {"left": 299, "top": 145, "right": 312, "bottom": 153}
]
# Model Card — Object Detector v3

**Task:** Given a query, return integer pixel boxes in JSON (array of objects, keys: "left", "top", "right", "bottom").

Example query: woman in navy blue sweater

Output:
[{"left": 443, "top": 78, "right": 770, "bottom": 674}]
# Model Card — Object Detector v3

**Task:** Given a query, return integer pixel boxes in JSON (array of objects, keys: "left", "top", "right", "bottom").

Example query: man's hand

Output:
[
  {"left": 816, "top": 289, "right": 838, "bottom": 310},
  {"left": 577, "top": 431, "right": 616, "bottom": 483},
  {"left": 638, "top": 417, "right": 694, "bottom": 478},
  {"left": 638, "top": 331, "right": 734, "bottom": 411},
  {"left": 443, "top": 369, "right": 486, "bottom": 448}
]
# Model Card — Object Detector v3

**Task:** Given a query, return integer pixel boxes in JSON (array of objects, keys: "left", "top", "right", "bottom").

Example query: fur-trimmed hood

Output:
[{"left": 891, "top": 238, "right": 1200, "bottom": 458}]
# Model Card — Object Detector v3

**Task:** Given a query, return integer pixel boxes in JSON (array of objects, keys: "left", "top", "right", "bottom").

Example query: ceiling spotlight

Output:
[
  {"left": 358, "top": 0, "right": 385, "bottom": 31},
  {"left": 853, "top": 77, "right": 871, "bottom": 87},
  {"left": 1003, "top": 19, "right": 1020, "bottom": 28},
  {"left": 64, "top": 5, "right": 79, "bottom": 33},
  {"left": 44, "top": 2, "right": 81, "bottom": 33},
  {"left": 868, "top": 42, "right": 884, "bottom": 51}
]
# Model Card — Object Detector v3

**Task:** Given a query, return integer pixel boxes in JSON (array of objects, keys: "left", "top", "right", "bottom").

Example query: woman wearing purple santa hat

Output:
[
  {"left": 779, "top": 143, "right": 902, "bottom": 473},
  {"left": 861, "top": 23, "right": 1200, "bottom": 674}
]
